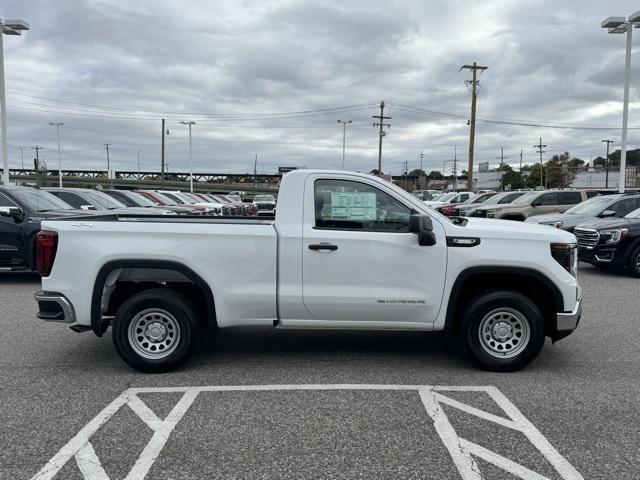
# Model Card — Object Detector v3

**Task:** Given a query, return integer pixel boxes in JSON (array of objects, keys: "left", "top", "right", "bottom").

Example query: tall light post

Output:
[
  {"left": 602, "top": 11, "right": 640, "bottom": 193},
  {"left": 137, "top": 149, "right": 141, "bottom": 178},
  {"left": 0, "top": 19, "right": 30, "bottom": 185},
  {"left": 49, "top": 122, "right": 63, "bottom": 187},
  {"left": 337, "top": 119, "right": 352, "bottom": 170},
  {"left": 180, "top": 121, "right": 196, "bottom": 192}
]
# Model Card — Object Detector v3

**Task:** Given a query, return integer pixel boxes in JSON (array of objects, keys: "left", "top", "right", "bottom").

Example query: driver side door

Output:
[{"left": 301, "top": 176, "right": 447, "bottom": 326}]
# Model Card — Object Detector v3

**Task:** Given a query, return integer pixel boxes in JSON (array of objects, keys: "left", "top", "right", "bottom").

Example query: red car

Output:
[
  {"left": 135, "top": 190, "right": 203, "bottom": 215},
  {"left": 436, "top": 192, "right": 497, "bottom": 217}
]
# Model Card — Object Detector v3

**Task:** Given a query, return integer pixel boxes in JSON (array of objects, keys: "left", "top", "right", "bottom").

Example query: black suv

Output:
[
  {"left": 526, "top": 193, "right": 640, "bottom": 232},
  {"left": 574, "top": 206, "right": 640, "bottom": 276},
  {"left": 0, "top": 186, "right": 89, "bottom": 270}
]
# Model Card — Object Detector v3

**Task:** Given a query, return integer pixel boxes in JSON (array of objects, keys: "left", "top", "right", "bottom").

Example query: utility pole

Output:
[
  {"left": 103, "top": 144, "right": 112, "bottom": 187},
  {"left": 337, "top": 120, "right": 352, "bottom": 170},
  {"left": 601, "top": 139, "right": 614, "bottom": 189},
  {"left": 49, "top": 122, "right": 63, "bottom": 187},
  {"left": 372, "top": 101, "right": 391, "bottom": 176},
  {"left": 32, "top": 145, "right": 43, "bottom": 186},
  {"left": 137, "top": 149, "right": 141, "bottom": 178},
  {"left": 534, "top": 137, "right": 547, "bottom": 188},
  {"left": 462, "top": 62, "right": 488, "bottom": 191},
  {"left": 419, "top": 150, "right": 425, "bottom": 171},
  {"left": 19, "top": 146, "right": 23, "bottom": 170},
  {"left": 253, "top": 154, "right": 258, "bottom": 189},
  {"left": 453, "top": 146, "right": 458, "bottom": 191},
  {"left": 519, "top": 149, "right": 523, "bottom": 172},
  {"left": 180, "top": 121, "right": 196, "bottom": 192},
  {"left": 161, "top": 118, "right": 169, "bottom": 188},
  {"left": 497, "top": 147, "right": 508, "bottom": 191}
]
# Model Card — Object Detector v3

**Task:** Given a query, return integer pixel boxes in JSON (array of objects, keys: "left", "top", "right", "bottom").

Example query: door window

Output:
[
  {"left": 314, "top": 179, "right": 411, "bottom": 232},
  {"left": 536, "top": 193, "right": 559, "bottom": 206},
  {"left": 0, "top": 193, "right": 17, "bottom": 207},
  {"left": 52, "top": 191, "right": 85, "bottom": 209},
  {"left": 559, "top": 192, "right": 582, "bottom": 204},
  {"left": 609, "top": 198, "right": 640, "bottom": 217}
]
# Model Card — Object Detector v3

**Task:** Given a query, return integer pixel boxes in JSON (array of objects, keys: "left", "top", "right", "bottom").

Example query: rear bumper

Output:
[
  {"left": 552, "top": 297, "right": 581, "bottom": 342},
  {"left": 34, "top": 290, "right": 76, "bottom": 324}
]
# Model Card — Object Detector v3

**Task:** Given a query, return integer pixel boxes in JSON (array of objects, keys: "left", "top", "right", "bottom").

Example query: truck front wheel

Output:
[
  {"left": 628, "top": 246, "right": 640, "bottom": 277},
  {"left": 112, "top": 288, "right": 199, "bottom": 372},
  {"left": 460, "top": 290, "right": 545, "bottom": 372}
]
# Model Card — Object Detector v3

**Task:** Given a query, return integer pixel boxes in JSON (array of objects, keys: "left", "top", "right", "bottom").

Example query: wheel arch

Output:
[
  {"left": 91, "top": 259, "right": 216, "bottom": 336},
  {"left": 444, "top": 266, "right": 563, "bottom": 339}
]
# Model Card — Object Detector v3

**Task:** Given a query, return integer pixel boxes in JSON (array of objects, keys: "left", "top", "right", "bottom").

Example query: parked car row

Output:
[
  {"left": 420, "top": 186, "right": 640, "bottom": 277},
  {"left": 1, "top": 185, "right": 277, "bottom": 271}
]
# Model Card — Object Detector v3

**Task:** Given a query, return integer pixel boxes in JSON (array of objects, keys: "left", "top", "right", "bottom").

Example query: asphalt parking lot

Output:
[{"left": 1, "top": 264, "right": 639, "bottom": 480}]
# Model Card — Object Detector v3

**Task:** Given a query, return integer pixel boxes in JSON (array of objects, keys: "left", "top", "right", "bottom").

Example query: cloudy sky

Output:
[{"left": 1, "top": 0, "right": 639, "bottom": 176}]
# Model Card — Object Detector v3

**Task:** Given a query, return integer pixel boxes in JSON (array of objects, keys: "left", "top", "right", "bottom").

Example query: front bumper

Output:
[
  {"left": 34, "top": 290, "right": 76, "bottom": 324},
  {"left": 553, "top": 297, "right": 581, "bottom": 342}
]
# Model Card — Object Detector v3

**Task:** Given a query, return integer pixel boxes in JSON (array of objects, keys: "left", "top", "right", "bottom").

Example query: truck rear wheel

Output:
[
  {"left": 112, "top": 288, "right": 199, "bottom": 372},
  {"left": 628, "top": 247, "right": 640, "bottom": 277},
  {"left": 459, "top": 290, "right": 545, "bottom": 372}
]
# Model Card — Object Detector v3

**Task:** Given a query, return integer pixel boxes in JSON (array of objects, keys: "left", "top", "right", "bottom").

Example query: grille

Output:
[
  {"left": 257, "top": 204, "right": 273, "bottom": 210},
  {"left": 574, "top": 228, "right": 599, "bottom": 249},
  {"left": 473, "top": 210, "right": 487, "bottom": 218}
]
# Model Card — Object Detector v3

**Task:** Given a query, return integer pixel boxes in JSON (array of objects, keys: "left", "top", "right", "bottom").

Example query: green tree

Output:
[
  {"left": 496, "top": 164, "right": 525, "bottom": 190},
  {"left": 409, "top": 168, "right": 426, "bottom": 177},
  {"left": 428, "top": 170, "right": 443, "bottom": 179},
  {"left": 545, "top": 152, "right": 575, "bottom": 188}
]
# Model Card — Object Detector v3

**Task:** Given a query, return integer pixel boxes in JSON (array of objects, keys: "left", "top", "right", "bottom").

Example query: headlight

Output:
[
  {"left": 550, "top": 243, "right": 578, "bottom": 277},
  {"left": 600, "top": 228, "right": 628, "bottom": 244}
]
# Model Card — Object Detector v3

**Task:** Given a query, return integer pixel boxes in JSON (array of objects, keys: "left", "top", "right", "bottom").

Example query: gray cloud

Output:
[{"left": 1, "top": 0, "right": 639, "bottom": 177}]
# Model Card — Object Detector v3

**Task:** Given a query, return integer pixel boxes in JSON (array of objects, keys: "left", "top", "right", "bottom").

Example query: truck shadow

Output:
[
  {"left": 198, "top": 326, "right": 456, "bottom": 360},
  {"left": 0, "top": 271, "right": 40, "bottom": 284}
]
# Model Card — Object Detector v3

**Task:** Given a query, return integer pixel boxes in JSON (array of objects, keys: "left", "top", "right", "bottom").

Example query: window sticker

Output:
[{"left": 330, "top": 192, "right": 377, "bottom": 221}]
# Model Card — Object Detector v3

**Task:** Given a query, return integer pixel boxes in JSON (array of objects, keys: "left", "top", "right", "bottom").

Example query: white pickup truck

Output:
[{"left": 34, "top": 170, "right": 581, "bottom": 373}]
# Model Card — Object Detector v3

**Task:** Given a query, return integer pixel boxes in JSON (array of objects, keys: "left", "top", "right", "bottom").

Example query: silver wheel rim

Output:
[
  {"left": 478, "top": 307, "right": 530, "bottom": 359},
  {"left": 127, "top": 308, "right": 181, "bottom": 360}
]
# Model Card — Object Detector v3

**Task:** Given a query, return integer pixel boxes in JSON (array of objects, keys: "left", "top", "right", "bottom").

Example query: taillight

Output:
[{"left": 36, "top": 231, "right": 58, "bottom": 276}]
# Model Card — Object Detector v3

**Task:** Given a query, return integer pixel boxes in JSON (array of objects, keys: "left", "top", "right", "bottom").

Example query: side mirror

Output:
[
  {"left": 599, "top": 209, "right": 616, "bottom": 218},
  {"left": 409, "top": 214, "right": 436, "bottom": 246},
  {"left": 0, "top": 206, "right": 23, "bottom": 219},
  {"left": 531, "top": 199, "right": 542, "bottom": 207},
  {"left": 80, "top": 205, "right": 96, "bottom": 210}
]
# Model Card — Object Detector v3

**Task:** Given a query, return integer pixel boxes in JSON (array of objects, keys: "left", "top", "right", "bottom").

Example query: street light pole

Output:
[
  {"left": 602, "top": 12, "right": 640, "bottom": 193},
  {"left": 180, "top": 121, "right": 196, "bottom": 193},
  {"left": 337, "top": 120, "right": 352, "bottom": 170},
  {"left": 49, "top": 122, "right": 63, "bottom": 187}
]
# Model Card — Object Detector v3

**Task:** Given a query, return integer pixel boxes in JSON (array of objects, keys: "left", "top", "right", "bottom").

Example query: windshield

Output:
[
  {"left": 116, "top": 191, "right": 158, "bottom": 207},
  {"left": 482, "top": 191, "right": 525, "bottom": 206},
  {"left": 433, "top": 192, "right": 456, "bottom": 203},
  {"left": 512, "top": 192, "right": 540, "bottom": 204},
  {"left": 625, "top": 207, "right": 640, "bottom": 219},
  {"left": 468, "top": 193, "right": 494, "bottom": 204},
  {"left": 228, "top": 195, "right": 242, "bottom": 202},
  {"left": 254, "top": 195, "right": 275, "bottom": 202},
  {"left": 564, "top": 197, "right": 611, "bottom": 215},
  {"left": 160, "top": 192, "right": 186, "bottom": 204},
  {"left": 84, "top": 190, "right": 127, "bottom": 209},
  {"left": 11, "top": 189, "right": 74, "bottom": 212}
]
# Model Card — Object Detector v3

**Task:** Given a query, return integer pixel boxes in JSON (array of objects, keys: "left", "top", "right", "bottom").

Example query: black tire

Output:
[
  {"left": 458, "top": 290, "right": 546, "bottom": 372},
  {"left": 628, "top": 246, "right": 640, "bottom": 277},
  {"left": 112, "top": 288, "right": 200, "bottom": 373}
]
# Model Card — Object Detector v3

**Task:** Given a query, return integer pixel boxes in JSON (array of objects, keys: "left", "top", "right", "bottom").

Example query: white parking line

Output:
[{"left": 31, "top": 384, "right": 583, "bottom": 480}]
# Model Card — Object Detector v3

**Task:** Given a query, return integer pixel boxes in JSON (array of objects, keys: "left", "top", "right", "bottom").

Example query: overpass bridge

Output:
[
  {"left": 2, "top": 168, "right": 422, "bottom": 195},
  {"left": 3, "top": 169, "right": 281, "bottom": 194}
]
